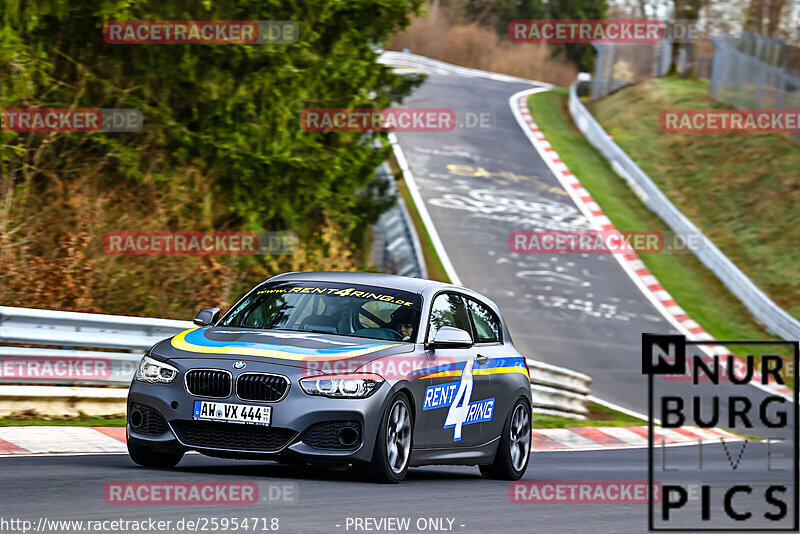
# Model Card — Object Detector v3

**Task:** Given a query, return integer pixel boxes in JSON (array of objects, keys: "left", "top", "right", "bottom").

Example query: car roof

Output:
[{"left": 266, "top": 271, "right": 463, "bottom": 295}]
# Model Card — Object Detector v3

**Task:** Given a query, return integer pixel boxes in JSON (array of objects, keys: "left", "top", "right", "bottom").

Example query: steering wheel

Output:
[
  {"left": 386, "top": 328, "right": 404, "bottom": 341},
  {"left": 356, "top": 306, "right": 404, "bottom": 340}
]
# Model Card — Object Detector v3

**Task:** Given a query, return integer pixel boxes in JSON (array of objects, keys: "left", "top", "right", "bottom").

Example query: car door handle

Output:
[{"left": 475, "top": 354, "right": 489, "bottom": 365}]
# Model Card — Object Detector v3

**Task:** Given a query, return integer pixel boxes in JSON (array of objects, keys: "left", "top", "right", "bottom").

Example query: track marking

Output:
[
  {"left": 532, "top": 425, "right": 742, "bottom": 452},
  {"left": 0, "top": 436, "right": 29, "bottom": 455},
  {"left": 0, "top": 426, "right": 126, "bottom": 454},
  {"left": 93, "top": 426, "right": 126, "bottom": 442},
  {"left": 388, "top": 132, "right": 462, "bottom": 285},
  {"left": 0, "top": 425, "right": 743, "bottom": 456},
  {"left": 593, "top": 427, "right": 650, "bottom": 445},
  {"left": 509, "top": 87, "right": 793, "bottom": 402}
]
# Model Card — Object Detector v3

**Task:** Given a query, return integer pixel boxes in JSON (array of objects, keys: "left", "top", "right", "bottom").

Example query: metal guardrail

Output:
[
  {"left": 378, "top": 51, "right": 547, "bottom": 86},
  {"left": 0, "top": 306, "right": 591, "bottom": 418},
  {"left": 0, "top": 306, "right": 193, "bottom": 351},
  {"left": 568, "top": 80, "right": 800, "bottom": 341},
  {"left": 371, "top": 162, "right": 427, "bottom": 278},
  {"left": 0, "top": 306, "right": 191, "bottom": 386},
  {"left": 527, "top": 359, "right": 591, "bottom": 419}
]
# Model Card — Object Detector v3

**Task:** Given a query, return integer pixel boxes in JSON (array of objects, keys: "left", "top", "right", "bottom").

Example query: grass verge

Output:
[
  {"left": 590, "top": 78, "right": 800, "bottom": 321},
  {"left": 528, "top": 89, "right": 784, "bottom": 350},
  {"left": 533, "top": 402, "right": 645, "bottom": 429},
  {"left": 388, "top": 157, "right": 451, "bottom": 283},
  {"left": 0, "top": 412, "right": 126, "bottom": 427}
]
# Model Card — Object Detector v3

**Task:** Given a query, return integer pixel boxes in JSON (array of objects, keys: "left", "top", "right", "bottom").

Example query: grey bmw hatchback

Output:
[{"left": 127, "top": 272, "right": 532, "bottom": 483}]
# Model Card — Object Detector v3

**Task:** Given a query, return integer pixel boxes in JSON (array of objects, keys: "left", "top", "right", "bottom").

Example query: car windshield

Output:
[{"left": 220, "top": 281, "right": 422, "bottom": 342}]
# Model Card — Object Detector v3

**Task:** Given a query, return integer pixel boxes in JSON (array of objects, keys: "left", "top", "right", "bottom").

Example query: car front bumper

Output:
[{"left": 127, "top": 357, "right": 395, "bottom": 464}]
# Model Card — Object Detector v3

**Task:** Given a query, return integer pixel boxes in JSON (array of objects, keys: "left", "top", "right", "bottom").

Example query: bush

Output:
[{"left": 0, "top": 0, "right": 424, "bottom": 317}]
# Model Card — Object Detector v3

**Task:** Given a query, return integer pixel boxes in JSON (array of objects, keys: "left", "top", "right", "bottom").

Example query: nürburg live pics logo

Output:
[{"left": 642, "top": 334, "right": 798, "bottom": 531}]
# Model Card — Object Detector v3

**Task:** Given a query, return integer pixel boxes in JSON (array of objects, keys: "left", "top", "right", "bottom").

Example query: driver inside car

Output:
[{"left": 389, "top": 307, "right": 416, "bottom": 341}]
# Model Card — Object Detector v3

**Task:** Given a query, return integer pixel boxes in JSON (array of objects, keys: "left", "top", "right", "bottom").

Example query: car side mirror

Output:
[
  {"left": 427, "top": 326, "right": 473, "bottom": 349},
  {"left": 193, "top": 307, "right": 220, "bottom": 327}
]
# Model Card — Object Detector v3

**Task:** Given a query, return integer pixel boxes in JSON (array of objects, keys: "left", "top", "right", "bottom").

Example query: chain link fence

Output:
[
  {"left": 590, "top": 41, "right": 672, "bottom": 100},
  {"left": 709, "top": 33, "right": 800, "bottom": 142},
  {"left": 729, "top": 31, "right": 789, "bottom": 67},
  {"left": 695, "top": 52, "right": 713, "bottom": 79}
]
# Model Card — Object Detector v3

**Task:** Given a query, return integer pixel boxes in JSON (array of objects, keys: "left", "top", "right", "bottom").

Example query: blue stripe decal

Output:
[
  {"left": 183, "top": 328, "right": 391, "bottom": 356},
  {"left": 409, "top": 356, "right": 527, "bottom": 376},
  {"left": 408, "top": 361, "right": 466, "bottom": 376}
]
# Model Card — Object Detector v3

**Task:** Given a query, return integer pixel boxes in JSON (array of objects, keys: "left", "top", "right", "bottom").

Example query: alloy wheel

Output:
[{"left": 386, "top": 399, "right": 411, "bottom": 474}]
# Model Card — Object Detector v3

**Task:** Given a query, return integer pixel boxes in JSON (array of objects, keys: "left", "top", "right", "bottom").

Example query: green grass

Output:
[
  {"left": 589, "top": 78, "right": 800, "bottom": 322},
  {"left": 0, "top": 413, "right": 126, "bottom": 427},
  {"left": 528, "top": 89, "right": 784, "bottom": 351},
  {"left": 389, "top": 158, "right": 451, "bottom": 283},
  {"left": 533, "top": 404, "right": 764, "bottom": 441},
  {"left": 533, "top": 402, "right": 645, "bottom": 429}
]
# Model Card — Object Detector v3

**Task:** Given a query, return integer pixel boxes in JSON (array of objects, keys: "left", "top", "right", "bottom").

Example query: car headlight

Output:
[
  {"left": 136, "top": 355, "right": 178, "bottom": 383},
  {"left": 299, "top": 373, "right": 384, "bottom": 398}
]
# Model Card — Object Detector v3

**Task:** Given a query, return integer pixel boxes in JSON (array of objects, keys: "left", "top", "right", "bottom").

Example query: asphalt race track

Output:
[
  {"left": 0, "top": 440, "right": 795, "bottom": 533},
  {"left": 1, "top": 61, "right": 796, "bottom": 534},
  {"left": 391, "top": 64, "right": 789, "bottom": 436},
  {"left": 392, "top": 70, "right": 663, "bottom": 411},
  {"left": 0, "top": 443, "right": 791, "bottom": 533}
]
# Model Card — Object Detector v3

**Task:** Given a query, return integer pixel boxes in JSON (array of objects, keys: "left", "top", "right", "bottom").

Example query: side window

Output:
[
  {"left": 467, "top": 299, "right": 501, "bottom": 343},
  {"left": 428, "top": 293, "right": 472, "bottom": 341}
]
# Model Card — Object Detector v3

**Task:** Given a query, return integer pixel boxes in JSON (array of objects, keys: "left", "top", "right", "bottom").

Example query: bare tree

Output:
[{"left": 744, "top": 0, "right": 788, "bottom": 37}]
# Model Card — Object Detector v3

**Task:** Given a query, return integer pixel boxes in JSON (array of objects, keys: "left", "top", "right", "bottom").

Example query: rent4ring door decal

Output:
[{"left": 423, "top": 359, "right": 495, "bottom": 441}]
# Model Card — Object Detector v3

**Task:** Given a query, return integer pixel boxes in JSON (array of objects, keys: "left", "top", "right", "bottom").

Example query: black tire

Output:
[
  {"left": 480, "top": 398, "right": 531, "bottom": 480},
  {"left": 127, "top": 440, "right": 184, "bottom": 469},
  {"left": 356, "top": 392, "right": 413, "bottom": 483}
]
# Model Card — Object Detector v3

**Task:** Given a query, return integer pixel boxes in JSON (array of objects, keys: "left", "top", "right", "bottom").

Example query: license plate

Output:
[{"left": 193, "top": 400, "right": 272, "bottom": 426}]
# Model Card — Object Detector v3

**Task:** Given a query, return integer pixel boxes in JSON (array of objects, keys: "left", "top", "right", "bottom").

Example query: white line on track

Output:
[
  {"left": 507, "top": 86, "right": 792, "bottom": 403},
  {"left": 387, "top": 132, "right": 462, "bottom": 285}
]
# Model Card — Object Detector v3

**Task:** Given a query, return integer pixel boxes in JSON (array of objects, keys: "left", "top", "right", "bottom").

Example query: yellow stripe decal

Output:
[
  {"left": 421, "top": 365, "right": 529, "bottom": 380},
  {"left": 170, "top": 328, "right": 400, "bottom": 361}
]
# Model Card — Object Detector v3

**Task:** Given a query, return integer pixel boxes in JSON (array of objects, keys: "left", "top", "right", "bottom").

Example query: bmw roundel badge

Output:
[{"left": 233, "top": 361, "right": 246, "bottom": 370}]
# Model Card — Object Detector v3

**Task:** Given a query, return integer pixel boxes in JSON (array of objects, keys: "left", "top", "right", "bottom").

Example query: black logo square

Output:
[{"left": 643, "top": 333, "right": 686, "bottom": 375}]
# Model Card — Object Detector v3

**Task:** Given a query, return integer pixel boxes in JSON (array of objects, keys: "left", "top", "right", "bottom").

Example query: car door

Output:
[
  {"left": 423, "top": 292, "right": 493, "bottom": 448},
  {"left": 465, "top": 297, "right": 514, "bottom": 444}
]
